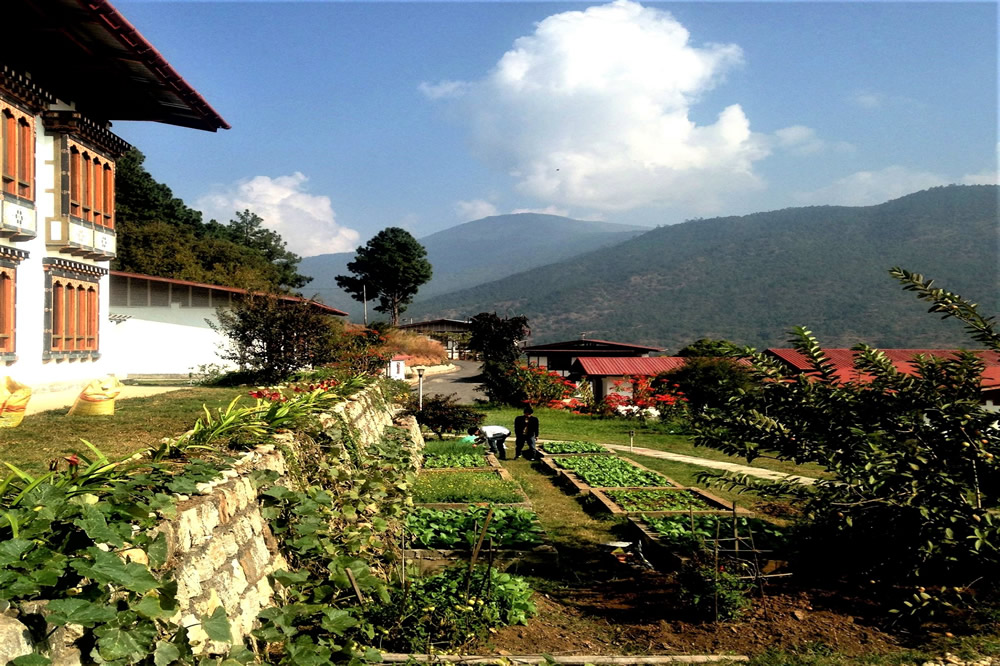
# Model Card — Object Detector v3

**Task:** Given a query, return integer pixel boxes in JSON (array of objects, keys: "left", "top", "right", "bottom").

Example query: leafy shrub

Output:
[
  {"left": 553, "top": 455, "right": 671, "bottom": 487},
  {"left": 404, "top": 393, "right": 484, "bottom": 439},
  {"left": 506, "top": 364, "right": 575, "bottom": 407},
  {"left": 542, "top": 440, "right": 607, "bottom": 454},
  {"left": 678, "top": 561, "right": 752, "bottom": 621},
  {"left": 413, "top": 472, "right": 524, "bottom": 504},
  {"left": 366, "top": 564, "right": 536, "bottom": 652},
  {"left": 644, "top": 514, "right": 787, "bottom": 555},
  {"left": 406, "top": 506, "right": 544, "bottom": 548}
]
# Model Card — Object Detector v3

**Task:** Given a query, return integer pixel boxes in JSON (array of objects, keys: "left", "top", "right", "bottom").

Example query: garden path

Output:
[{"left": 541, "top": 440, "right": 818, "bottom": 485}]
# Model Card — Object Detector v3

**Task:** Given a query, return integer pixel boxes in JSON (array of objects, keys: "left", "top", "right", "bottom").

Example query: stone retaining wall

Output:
[{"left": 0, "top": 384, "right": 423, "bottom": 662}]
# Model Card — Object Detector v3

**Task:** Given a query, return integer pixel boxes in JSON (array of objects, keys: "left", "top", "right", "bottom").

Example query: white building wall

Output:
[{"left": 104, "top": 313, "right": 234, "bottom": 377}]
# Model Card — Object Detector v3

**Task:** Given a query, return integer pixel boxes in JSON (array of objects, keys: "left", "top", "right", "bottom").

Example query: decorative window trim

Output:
[
  {"left": 67, "top": 139, "right": 114, "bottom": 230},
  {"left": 1, "top": 99, "right": 34, "bottom": 203},
  {"left": 0, "top": 264, "right": 15, "bottom": 357},
  {"left": 43, "top": 259, "right": 104, "bottom": 361}
]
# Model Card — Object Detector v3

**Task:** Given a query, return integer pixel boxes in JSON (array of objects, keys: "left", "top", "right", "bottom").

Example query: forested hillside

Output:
[
  {"left": 300, "top": 214, "right": 646, "bottom": 316},
  {"left": 114, "top": 150, "right": 310, "bottom": 292},
  {"left": 407, "top": 185, "right": 999, "bottom": 351}
]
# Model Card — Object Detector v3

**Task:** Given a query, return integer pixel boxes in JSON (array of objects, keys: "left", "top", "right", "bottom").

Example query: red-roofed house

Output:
[
  {"left": 523, "top": 338, "right": 663, "bottom": 377},
  {"left": 1, "top": 0, "right": 228, "bottom": 389},
  {"left": 571, "top": 356, "right": 686, "bottom": 400},
  {"left": 765, "top": 349, "right": 1000, "bottom": 412}
]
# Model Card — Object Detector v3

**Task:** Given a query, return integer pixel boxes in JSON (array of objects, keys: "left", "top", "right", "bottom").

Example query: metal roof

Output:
[
  {"left": 524, "top": 338, "right": 663, "bottom": 353},
  {"left": 765, "top": 348, "right": 1000, "bottom": 386},
  {"left": 573, "top": 356, "right": 689, "bottom": 376},
  {"left": 111, "top": 271, "right": 347, "bottom": 316},
  {"left": 2, "top": 0, "right": 229, "bottom": 132}
]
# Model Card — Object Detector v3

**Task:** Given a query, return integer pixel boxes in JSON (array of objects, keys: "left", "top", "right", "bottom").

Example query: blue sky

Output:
[{"left": 112, "top": 1, "right": 998, "bottom": 258}]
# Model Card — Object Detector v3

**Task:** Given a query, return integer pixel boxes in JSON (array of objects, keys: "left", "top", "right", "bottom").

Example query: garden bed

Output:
[
  {"left": 412, "top": 468, "right": 531, "bottom": 508},
  {"left": 537, "top": 440, "right": 609, "bottom": 455},
  {"left": 539, "top": 454, "right": 681, "bottom": 495},
  {"left": 589, "top": 487, "right": 749, "bottom": 516},
  {"left": 422, "top": 439, "right": 492, "bottom": 470}
]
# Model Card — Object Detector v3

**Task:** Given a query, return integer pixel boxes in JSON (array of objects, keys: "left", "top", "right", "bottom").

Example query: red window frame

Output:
[
  {"left": 0, "top": 268, "right": 14, "bottom": 354},
  {"left": 1, "top": 103, "right": 33, "bottom": 202},
  {"left": 67, "top": 140, "right": 114, "bottom": 229},
  {"left": 51, "top": 278, "right": 98, "bottom": 352}
]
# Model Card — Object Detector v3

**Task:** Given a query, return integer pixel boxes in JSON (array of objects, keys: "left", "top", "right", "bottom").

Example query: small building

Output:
[
  {"left": 0, "top": 0, "right": 227, "bottom": 390},
  {"left": 523, "top": 338, "right": 663, "bottom": 377},
  {"left": 397, "top": 318, "right": 473, "bottom": 360},
  {"left": 107, "top": 271, "right": 346, "bottom": 378},
  {"left": 386, "top": 354, "right": 411, "bottom": 381},
  {"left": 572, "top": 356, "right": 687, "bottom": 401}
]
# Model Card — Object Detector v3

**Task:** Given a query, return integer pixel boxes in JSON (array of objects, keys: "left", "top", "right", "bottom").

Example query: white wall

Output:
[{"left": 104, "top": 313, "right": 234, "bottom": 377}]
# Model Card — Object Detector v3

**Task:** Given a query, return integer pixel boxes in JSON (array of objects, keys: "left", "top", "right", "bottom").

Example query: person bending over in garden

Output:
[
  {"left": 513, "top": 405, "right": 540, "bottom": 461},
  {"left": 468, "top": 425, "right": 510, "bottom": 460}
]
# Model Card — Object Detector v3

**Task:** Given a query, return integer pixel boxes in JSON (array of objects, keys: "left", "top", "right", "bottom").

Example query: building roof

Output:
[
  {"left": 573, "top": 356, "right": 688, "bottom": 377},
  {"left": 766, "top": 348, "right": 1000, "bottom": 386},
  {"left": 110, "top": 271, "right": 347, "bottom": 315},
  {"left": 3, "top": 0, "right": 229, "bottom": 131},
  {"left": 524, "top": 339, "right": 664, "bottom": 354},
  {"left": 397, "top": 318, "right": 472, "bottom": 330}
]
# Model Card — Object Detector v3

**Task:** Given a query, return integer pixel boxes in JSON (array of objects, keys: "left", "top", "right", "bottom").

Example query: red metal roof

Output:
[
  {"left": 574, "top": 356, "right": 689, "bottom": 376},
  {"left": 765, "top": 348, "right": 1000, "bottom": 385},
  {"left": 111, "top": 271, "right": 347, "bottom": 316}
]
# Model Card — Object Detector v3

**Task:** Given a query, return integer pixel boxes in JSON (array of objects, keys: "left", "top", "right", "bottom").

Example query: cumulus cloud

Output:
[
  {"left": 772, "top": 125, "right": 854, "bottom": 156},
  {"left": 454, "top": 199, "right": 499, "bottom": 221},
  {"left": 422, "top": 0, "right": 768, "bottom": 212},
  {"left": 195, "top": 173, "right": 359, "bottom": 257},
  {"left": 794, "top": 166, "right": 949, "bottom": 206}
]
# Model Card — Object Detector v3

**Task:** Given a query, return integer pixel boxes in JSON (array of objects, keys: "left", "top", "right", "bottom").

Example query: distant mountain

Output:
[
  {"left": 406, "top": 185, "right": 999, "bottom": 351},
  {"left": 299, "top": 214, "right": 647, "bottom": 318}
]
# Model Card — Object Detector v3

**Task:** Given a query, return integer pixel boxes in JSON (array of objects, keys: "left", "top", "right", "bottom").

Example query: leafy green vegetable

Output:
[
  {"left": 553, "top": 455, "right": 669, "bottom": 487},
  {"left": 406, "top": 506, "right": 543, "bottom": 548}
]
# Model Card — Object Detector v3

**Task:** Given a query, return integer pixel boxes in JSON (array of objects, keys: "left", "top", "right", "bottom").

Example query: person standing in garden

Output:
[
  {"left": 513, "top": 405, "right": 540, "bottom": 460},
  {"left": 468, "top": 425, "right": 510, "bottom": 460}
]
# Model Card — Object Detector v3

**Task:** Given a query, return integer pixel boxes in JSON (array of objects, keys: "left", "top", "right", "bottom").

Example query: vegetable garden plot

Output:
[
  {"left": 590, "top": 487, "right": 747, "bottom": 516},
  {"left": 537, "top": 440, "right": 608, "bottom": 455},
  {"left": 413, "top": 469, "right": 530, "bottom": 507},
  {"left": 629, "top": 513, "right": 788, "bottom": 571},
  {"left": 542, "top": 455, "right": 681, "bottom": 493},
  {"left": 422, "top": 440, "right": 491, "bottom": 469}
]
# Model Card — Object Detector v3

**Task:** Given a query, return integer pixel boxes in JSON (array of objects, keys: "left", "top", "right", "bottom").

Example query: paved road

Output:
[{"left": 415, "top": 360, "right": 483, "bottom": 404}]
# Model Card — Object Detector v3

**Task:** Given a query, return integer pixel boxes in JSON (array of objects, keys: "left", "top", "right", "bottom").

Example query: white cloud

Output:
[
  {"left": 195, "top": 173, "right": 359, "bottom": 257},
  {"left": 510, "top": 205, "right": 570, "bottom": 216},
  {"left": 772, "top": 125, "right": 855, "bottom": 156},
  {"left": 850, "top": 91, "right": 885, "bottom": 109},
  {"left": 423, "top": 0, "right": 768, "bottom": 212},
  {"left": 795, "top": 166, "right": 949, "bottom": 206},
  {"left": 961, "top": 168, "right": 999, "bottom": 186},
  {"left": 454, "top": 199, "right": 498, "bottom": 221}
]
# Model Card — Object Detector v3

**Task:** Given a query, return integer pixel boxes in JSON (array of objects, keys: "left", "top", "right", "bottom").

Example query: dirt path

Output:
[{"left": 603, "top": 443, "right": 818, "bottom": 485}]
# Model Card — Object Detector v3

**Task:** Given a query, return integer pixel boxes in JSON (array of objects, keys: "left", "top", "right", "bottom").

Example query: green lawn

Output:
[
  {"left": 0, "top": 387, "right": 249, "bottom": 473},
  {"left": 477, "top": 405, "right": 828, "bottom": 479}
]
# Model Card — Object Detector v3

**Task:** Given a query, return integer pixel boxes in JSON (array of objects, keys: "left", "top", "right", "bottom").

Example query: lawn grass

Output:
[
  {"left": 0, "top": 387, "right": 249, "bottom": 473},
  {"left": 479, "top": 404, "right": 828, "bottom": 478}
]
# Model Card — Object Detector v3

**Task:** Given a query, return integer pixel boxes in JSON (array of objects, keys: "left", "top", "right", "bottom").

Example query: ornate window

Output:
[
  {"left": 50, "top": 278, "right": 98, "bottom": 352},
  {"left": 68, "top": 140, "right": 114, "bottom": 229},
  {"left": 0, "top": 267, "right": 13, "bottom": 354},
  {"left": 1, "top": 102, "right": 33, "bottom": 202}
]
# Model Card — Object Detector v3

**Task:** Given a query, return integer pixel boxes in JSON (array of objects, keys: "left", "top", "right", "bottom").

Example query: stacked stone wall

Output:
[{"left": 0, "top": 384, "right": 423, "bottom": 660}]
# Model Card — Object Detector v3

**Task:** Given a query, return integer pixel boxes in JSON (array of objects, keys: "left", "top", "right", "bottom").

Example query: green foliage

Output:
[
  {"left": 676, "top": 338, "right": 739, "bottom": 357},
  {"left": 506, "top": 364, "right": 576, "bottom": 407},
  {"left": 405, "top": 506, "right": 544, "bottom": 548},
  {"left": 677, "top": 561, "right": 752, "bottom": 621},
  {"left": 657, "top": 355, "right": 757, "bottom": 411},
  {"left": 466, "top": 313, "right": 531, "bottom": 404},
  {"left": 336, "top": 227, "right": 432, "bottom": 326},
  {"left": 404, "top": 393, "right": 485, "bottom": 440},
  {"left": 692, "top": 269, "right": 1000, "bottom": 594},
  {"left": 365, "top": 565, "right": 536, "bottom": 653},
  {"left": 541, "top": 441, "right": 607, "bottom": 454},
  {"left": 423, "top": 452, "right": 487, "bottom": 469},
  {"left": 412, "top": 472, "right": 524, "bottom": 504},
  {"left": 213, "top": 292, "right": 339, "bottom": 383},
  {"left": 604, "top": 489, "right": 711, "bottom": 512},
  {"left": 553, "top": 455, "right": 671, "bottom": 488},
  {"left": 643, "top": 515, "right": 787, "bottom": 556},
  {"left": 114, "top": 149, "right": 310, "bottom": 292}
]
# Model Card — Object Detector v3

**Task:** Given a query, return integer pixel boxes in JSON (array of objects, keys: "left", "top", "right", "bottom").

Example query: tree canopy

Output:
[
  {"left": 466, "top": 312, "right": 531, "bottom": 404},
  {"left": 335, "top": 227, "right": 432, "bottom": 326},
  {"left": 114, "top": 149, "right": 311, "bottom": 293}
]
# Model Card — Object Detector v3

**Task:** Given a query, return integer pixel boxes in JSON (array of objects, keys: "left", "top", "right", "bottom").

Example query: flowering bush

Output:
[
  {"left": 506, "top": 364, "right": 576, "bottom": 408},
  {"left": 600, "top": 376, "right": 688, "bottom": 422}
]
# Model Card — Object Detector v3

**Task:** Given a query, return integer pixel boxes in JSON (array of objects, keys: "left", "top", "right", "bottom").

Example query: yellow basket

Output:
[
  {"left": 0, "top": 376, "right": 31, "bottom": 428},
  {"left": 68, "top": 376, "right": 123, "bottom": 416}
]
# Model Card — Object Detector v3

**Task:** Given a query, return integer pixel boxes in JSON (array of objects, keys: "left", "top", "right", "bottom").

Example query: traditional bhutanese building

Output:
[{"left": 0, "top": 0, "right": 228, "bottom": 389}]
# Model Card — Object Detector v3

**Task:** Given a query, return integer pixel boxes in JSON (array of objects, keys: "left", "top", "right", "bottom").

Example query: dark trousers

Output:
[
  {"left": 515, "top": 435, "right": 538, "bottom": 460},
  {"left": 488, "top": 435, "right": 508, "bottom": 459}
]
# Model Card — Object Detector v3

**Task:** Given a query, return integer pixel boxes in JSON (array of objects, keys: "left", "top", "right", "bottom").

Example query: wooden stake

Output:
[{"left": 345, "top": 567, "right": 365, "bottom": 604}]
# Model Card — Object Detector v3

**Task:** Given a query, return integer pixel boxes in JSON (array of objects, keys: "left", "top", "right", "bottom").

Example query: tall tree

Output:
[
  {"left": 466, "top": 312, "right": 531, "bottom": 404},
  {"left": 336, "top": 227, "right": 432, "bottom": 326},
  {"left": 210, "top": 210, "right": 311, "bottom": 291}
]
